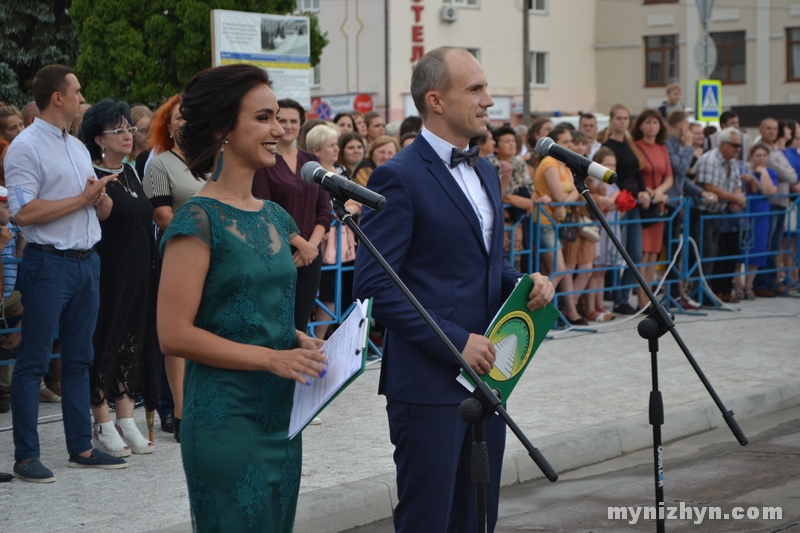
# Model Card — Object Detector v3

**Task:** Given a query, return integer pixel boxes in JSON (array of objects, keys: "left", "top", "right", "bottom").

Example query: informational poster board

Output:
[{"left": 211, "top": 9, "right": 311, "bottom": 108}]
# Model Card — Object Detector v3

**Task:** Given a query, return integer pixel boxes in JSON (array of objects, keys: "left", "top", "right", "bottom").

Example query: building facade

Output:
[{"left": 300, "top": 0, "right": 800, "bottom": 123}]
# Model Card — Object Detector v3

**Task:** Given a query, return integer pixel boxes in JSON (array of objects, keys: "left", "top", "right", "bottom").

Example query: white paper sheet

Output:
[{"left": 288, "top": 299, "right": 370, "bottom": 439}]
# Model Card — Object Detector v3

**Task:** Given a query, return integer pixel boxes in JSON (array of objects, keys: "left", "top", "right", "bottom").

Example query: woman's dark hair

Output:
[
  {"left": 399, "top": 131, "right": 418, "bottom": 147},
  {"left": 337, "top": 131, "right": 365, "bottom": 167},
  {"left": 491, "top": 125, "right": 517, "bottom": 145},
  {"left": 547, "top": 125, "right": 572, "bottom": 144},
  {"left": 333, "top": 113, "right": 355, "bottom": 130},
  {"left": 298, "top": 118, "right": 325, "bottom": 150},
  {"left": 748, "top": 142, "right": 772, "bottom": 160},
  {"left": 630, "top": 108, "right": 667, "bottom": 144},
  {"left": 475, "top": 127, "right": 494, "bottom": 145},
  {"left": 80, "top": 98, "right": 133, "bottom": 162},
  {"left": 279, "top": 98, "right": 306, "bottom": 125},
  {"left": 527, "top": 117, "right": 553, "bottom": 148},
  {"left": 787, "top": 119, "right": 798, "bottom": 145},
  {"left": 179, "top": 64, "right": 272, "bottom": 179},
  {"left": 399, "top": 115, "right": 423, "bottom": 137}
]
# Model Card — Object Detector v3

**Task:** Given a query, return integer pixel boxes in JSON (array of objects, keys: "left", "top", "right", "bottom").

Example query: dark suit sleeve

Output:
[{"left": 353, "top": 165, "right": 471, "bottom": 364}]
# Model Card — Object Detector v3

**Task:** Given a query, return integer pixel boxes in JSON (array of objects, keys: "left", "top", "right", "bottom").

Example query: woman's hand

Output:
[
  {"left": 265, "top": 346, "right": 327, "bottom": 386},
  {"left": 535, "top": 194, "right": 552, "bottom": 205},
  {"left": 297, "top": 330, "right": 325, "bottom": 351},
  {"left": 292, "top": 238, "right": 319, "bottom": 267},
  {"left": 653, "top": 190, "right": 668, "bottom": 204},
  {"left": 637, "top": 191, "right": 651, "bottom": 209}
]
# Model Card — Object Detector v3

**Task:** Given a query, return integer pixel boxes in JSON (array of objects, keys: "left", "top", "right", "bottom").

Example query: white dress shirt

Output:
[
  {"left": 420, "top": 127, "right": 494, "bottom": 252},
  {"left": 5, "top": 118, "right": 101, "bottom": 250}
]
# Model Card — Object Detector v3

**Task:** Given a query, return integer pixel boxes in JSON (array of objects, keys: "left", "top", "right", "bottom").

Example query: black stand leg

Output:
[
  {"left": 573, "top": 173, "right": 747, "bottom": 532},
  {"left": 331, "top": 196, "right": 557, "bottom": 533},
  {"left": 460, "top": 394, "right": 495, "bottom": 533},
  {"left": 639, "top": 314, "right": 668, "bottom": 533}
]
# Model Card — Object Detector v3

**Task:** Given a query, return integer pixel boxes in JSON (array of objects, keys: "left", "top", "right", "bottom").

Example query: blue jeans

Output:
[
  {"left": 12, "top": 248, "right": 100, "bottom": 461},
  {"left": 612, "top": 208, "right": 643, "bottom": 306},
  {"left": 753, "top": 206, "right": 786, "bottom": 291}
]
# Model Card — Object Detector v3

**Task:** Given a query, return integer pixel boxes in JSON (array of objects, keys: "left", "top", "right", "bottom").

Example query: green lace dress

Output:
[{"left": 160, "top": 197, "right": 301, "bottom": 532}]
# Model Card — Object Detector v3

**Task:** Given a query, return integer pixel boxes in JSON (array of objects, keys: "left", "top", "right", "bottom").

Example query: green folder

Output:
[{"left": 459, "top": 276, "right": 559, "bottom": 402}]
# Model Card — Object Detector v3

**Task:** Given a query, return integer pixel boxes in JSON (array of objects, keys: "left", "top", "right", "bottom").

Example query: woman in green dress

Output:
[{"left": 157, "top": 64, "right": 327, "bottom": 532}]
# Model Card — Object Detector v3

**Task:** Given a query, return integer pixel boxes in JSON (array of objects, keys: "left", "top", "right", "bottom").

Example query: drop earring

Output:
[
  {"left": 211, "top": 137, "right": 229, "bottom": 182},
  {"left": 101, "top": 148, "right": 105, "bottom": 160}
]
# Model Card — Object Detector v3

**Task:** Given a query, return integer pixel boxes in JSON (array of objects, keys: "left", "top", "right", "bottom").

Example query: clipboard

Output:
[{"left": 288, "top": 298, "right": 373, "bottom": 439}]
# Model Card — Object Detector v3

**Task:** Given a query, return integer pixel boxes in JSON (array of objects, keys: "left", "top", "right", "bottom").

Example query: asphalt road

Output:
[{"left": 346, "top": 405, "right": 800, "bottom": 533}]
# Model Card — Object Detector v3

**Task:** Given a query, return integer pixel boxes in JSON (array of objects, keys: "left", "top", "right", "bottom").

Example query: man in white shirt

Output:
[
  {"left": 354, "top": 47, "right": 554, "bottom": 532},
  {"left": 579, "top": 113, "right": 602, "bottom": 159},
  {"left": 5, "top": 64, "right": 125, "bottom": 482}
]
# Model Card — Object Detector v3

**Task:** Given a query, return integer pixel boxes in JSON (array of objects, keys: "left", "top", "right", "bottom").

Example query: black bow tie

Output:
[{"left": 449, "top": 145, "right": 480, "bottom": 169}]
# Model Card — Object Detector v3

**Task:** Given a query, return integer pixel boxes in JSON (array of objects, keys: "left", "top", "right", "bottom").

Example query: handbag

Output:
[
  {"left": 320, "top": 224, "right": 357, "bottom": 265},
  {"left": 576, "top": 214, "right": 601, "bottom": 243}
]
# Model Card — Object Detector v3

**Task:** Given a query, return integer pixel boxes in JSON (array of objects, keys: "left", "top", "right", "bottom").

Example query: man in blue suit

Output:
[{"left": 353, "top": 47, "right": 555, "bottom": 532}]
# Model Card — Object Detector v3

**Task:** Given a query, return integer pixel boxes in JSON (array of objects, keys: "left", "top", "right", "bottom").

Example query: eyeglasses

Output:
[
  {"left": 102, "top": 127, "right": 138, "bottom": 136},
  {"left": 724, "top": 142, "right": 743, "bottom": 148}
]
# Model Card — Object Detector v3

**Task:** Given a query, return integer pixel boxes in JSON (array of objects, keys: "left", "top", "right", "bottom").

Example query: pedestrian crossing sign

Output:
[{"left": 696, "top": 80, "right": 722, "bottom": 121}]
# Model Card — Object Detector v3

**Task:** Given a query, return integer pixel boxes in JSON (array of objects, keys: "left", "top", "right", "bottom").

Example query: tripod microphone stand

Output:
[
  {"left": 330, "top": 196, "right": 558, "bottom": 533},
  {"left": 571, "top": 172, "right": 748, "bottom": 532}
]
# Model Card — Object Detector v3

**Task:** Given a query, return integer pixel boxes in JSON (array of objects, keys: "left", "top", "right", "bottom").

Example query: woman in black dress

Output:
[{"left": 81, "top": 99, "right": 160, "bottom": 456}]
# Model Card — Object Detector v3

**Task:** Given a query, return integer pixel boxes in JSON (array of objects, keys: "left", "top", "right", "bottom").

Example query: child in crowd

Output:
[
  {"left": 659, "top": 83, "right": 686, "bottom": 119},
  {"left": 0, "top": 185, "right": 26, "bottom": 413},
  {"left": 0, "top": 186, "right": 24, "bottom": 358},
  {"left": 585, "top": 148, "right": 621, "bottom": 321}
]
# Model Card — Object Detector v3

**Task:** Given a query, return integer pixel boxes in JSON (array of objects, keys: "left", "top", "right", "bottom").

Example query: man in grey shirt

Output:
[{"left": 6, "top": 65, "right": 126, "bottom": 483}]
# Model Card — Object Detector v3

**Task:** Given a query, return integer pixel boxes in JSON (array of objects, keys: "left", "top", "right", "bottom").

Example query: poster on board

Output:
[{"left": 211, "top": 9, "right": 311, "bottom": 108}]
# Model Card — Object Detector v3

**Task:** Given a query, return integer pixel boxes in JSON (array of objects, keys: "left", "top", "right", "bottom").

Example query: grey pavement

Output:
[
  {"left": 347, "top": 404, "right": 800, "bottom": 532},
  {"left": 0, "top": 296, "right": 798, "bottom": 532}
]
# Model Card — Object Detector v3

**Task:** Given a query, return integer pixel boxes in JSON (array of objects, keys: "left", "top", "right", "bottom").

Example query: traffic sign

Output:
[
  {"left": 694, "top": 35, "right": 717, "bottom": 78},
  {"left": 696, "top": 79, "right": 722, "bottom": 121}
]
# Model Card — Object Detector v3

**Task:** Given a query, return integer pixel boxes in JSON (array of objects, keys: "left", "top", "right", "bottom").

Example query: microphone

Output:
[
  {"left": 535, "top": 137, "right": 618, "bottom": 185},
  {"left": 301, "top": 161, "right": 387, "bottom": 211}
]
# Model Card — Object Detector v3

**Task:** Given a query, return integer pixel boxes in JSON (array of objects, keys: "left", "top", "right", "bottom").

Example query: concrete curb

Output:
[{"left": 291, "top": 381, "right": 800, "bottom": 533}]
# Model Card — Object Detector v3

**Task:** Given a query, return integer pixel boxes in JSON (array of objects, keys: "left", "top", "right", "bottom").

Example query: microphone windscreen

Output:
[
  {"left": 300, "top": 161, "right": 321, "bottom": 184},
  {"left": 535, "top": 136, "right": 555, "bottom": 157}
]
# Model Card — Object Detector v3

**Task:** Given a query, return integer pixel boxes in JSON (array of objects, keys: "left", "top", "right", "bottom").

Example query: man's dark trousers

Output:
[{"left": 12, "top": 248, "right": 100, "bottom": 461}]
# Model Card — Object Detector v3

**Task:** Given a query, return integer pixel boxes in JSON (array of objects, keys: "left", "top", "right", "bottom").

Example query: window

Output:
[
  {"left": 296, "top": 0, "right": 319, "bottom": 12},
  {"left": 530, "top": 51, "right": 548, "bottom": 87},
  {"left": 711, "top": 31, "right": 746, "bottom": 83},
  {"left": 528, "top": 0, "right": 548, "bottom": 12},
  {"left": 310, "top": 65, "right": 320, "bottom": 87},
  {"left": 644, "top": 35, "right": 679, "bottom": 87},
  {"left": 461, "top": 47, "right": 481, "bottom": 62},
  {"left": 444, "top": 0, "right": 479, "bottom": 6},
  {"left": 788, "top": 28, "right": 800, "bottom": 81}
]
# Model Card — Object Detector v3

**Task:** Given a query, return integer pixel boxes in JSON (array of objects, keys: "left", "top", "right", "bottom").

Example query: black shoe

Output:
[
  {"left": 613, "top": 303, "right": 638, "bottom": 315},
  {"left": 174, "top": 417, "right": 181, "bottom": 443},
  {"left": 68, "top": 449, "right": 128, "bottom": 470},
  {"left": 160, "top": 413, "right": 175, "bottom": 434}
]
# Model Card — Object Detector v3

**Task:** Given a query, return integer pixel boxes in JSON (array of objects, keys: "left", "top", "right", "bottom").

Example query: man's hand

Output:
[
  {"left": 730, "top": 191, "right": 747, "bottom": 209},
  {"left": 700, "top": 191, "right": 717, "bottom": 204},
  {"left": 81, "top": 176, "right": 116, "bottom": 207},
  {"left": 462, "top": 333, "right": 496, "bottom": 375},
  {"left": 0, "top": 226, "right": 13, "bottom": 248},
  {"left": 526, "top": 272, "right": 555, "bottom": 311}
]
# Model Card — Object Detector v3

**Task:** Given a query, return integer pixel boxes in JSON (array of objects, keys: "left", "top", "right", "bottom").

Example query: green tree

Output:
[
  {"left": 0, "top": 1, "right": 78, "bottom": 107},
  {"left": 70, "top": 0, "right": 328, "bottom": 106}
]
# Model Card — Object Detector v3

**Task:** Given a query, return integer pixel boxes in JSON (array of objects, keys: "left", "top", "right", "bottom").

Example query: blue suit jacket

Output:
[{"left": 353, "top": 134, "right": 521, "bottom": 405}]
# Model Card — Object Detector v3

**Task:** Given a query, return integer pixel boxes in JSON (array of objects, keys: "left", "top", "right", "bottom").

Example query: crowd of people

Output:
[{"left": 0, "top": 58, "right": 798, "bottom": 531}]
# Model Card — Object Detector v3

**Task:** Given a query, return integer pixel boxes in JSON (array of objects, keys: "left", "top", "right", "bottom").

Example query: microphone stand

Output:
[
  {"left": 571, "top": 171, "right": 748, "bottom": 532},
  {"left": 329, "top": 195, "right": 558, "bottom": 533}
]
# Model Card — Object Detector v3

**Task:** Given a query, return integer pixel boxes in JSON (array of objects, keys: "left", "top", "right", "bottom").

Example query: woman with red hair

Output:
[{"left": 143, "top": 94, "right": 203, "bottom": 443}]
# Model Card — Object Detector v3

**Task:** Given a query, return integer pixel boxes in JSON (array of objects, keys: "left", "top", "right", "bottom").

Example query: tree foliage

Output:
[
  {"left": 0, "top": 1, "right": 78, "bottom": 107},
  {"left": 70, "top": 0, "right": 329, "bottom": 106}
]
